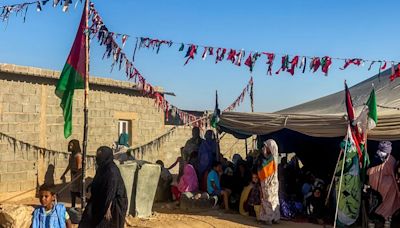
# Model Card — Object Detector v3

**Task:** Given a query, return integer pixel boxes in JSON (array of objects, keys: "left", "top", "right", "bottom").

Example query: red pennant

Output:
[
  {"left": 276, "top": 55, "right": 288, "bottom": 74},
  {"left": 287, "top": 56, "right": 299, "bottom": 76},
  {"left": 184, "top": 45, "right": 197, "bottom": 65},
  {"left": 263, "top": 52, "right": 275, "bottom": 75},
  {"left": 341, "top": 58, "right": 362, "bottom": 70},
  {"left": 390, "top": 64, "right": 400, "bottom": 81},
  {"left": 321, "top": 56, "right": 332, "bottom": 76},
  {"left": 381, "top": 61, "right": 387, "bottom": 70},
  {"left": 227, "top": 49, "right": 237, "bottom": 63}
]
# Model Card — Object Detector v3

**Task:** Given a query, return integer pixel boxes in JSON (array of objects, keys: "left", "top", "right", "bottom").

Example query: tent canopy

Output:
[{"left": 219, "top": 69, "right": 400, "bottom": 141}]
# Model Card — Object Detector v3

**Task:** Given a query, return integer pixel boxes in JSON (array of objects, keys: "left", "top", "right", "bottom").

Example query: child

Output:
[
  {"left": 246, "top": 173, "right": 262, "bottom": 220},
  {"left": 207, "top": 161, "right": 231, "bottom": 211},
  {"left": 32, "top": 184, "right": 72, "bottom": 228}
]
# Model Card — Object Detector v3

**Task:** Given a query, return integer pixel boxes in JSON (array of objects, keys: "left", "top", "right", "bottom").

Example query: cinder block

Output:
[
  {"left": 0, "top": 181, "right": 7, "bottom": 192},
  {"left": 23, "top": 84, "right": 37, "bottom": 95},
  {"left": 16, "top": 114, "right": 29, "bottom": 122},
  {"left": 20, "top": 95, "right": 31, "bottom": 104},
  {"left": 29, "top": 96, "right": 41, "bottom": 104},
  {"left": 9, "top": 104, "right": 23, "bottom": 113},
  {"left": 0, "top": 172, "right": 27, "bottom": 183},
  {"left": 20, "top": 180, "right": 36, "bottom": 191},
  {"left": 22, "top": 104, "right": 36, "bottom": 113},
  {"left": 0, "top": 124, "right": 9, "bottom": 132},
  {"left": 0, "top": 163, "right": 7, "bottom": 173},
  {"left": 1, "top": 103, "right": 10, "bottom": 112},
  {"left": 22, "top": 124, "right": 35, "bottom": 133},
  {"left": 7, "top": 182, "right": 21, "bottom": 192},
  {"left": 0, "top": 152, "right": 14, "bottom": 162},
  {"left": 29, "top": 114, "right": 39, "bottom": 122},
  {"left": 7, "top": 161, "right": 35, "bottom": 172}
]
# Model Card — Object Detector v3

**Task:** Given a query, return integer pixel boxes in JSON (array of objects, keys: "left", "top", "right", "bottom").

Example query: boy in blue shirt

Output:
[
  {"left": 207, "top": 161, "right": 231, "bottom": 211},
  {"left": 32, "top": 184, "right": 72, "bottom": 228}
]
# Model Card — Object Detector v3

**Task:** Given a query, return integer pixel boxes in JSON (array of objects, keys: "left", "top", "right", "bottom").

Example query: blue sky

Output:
[{"left": 1, "top": 0, "right": 399, "bottom": 112}]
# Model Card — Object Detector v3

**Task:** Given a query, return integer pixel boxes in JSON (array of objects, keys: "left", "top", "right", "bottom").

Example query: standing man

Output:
[
  {"left": 182, "top": 127, "right": 203, "bottom": 162},
  {"left": 61, "top": 139, "right": 83, "bottom": 209}
]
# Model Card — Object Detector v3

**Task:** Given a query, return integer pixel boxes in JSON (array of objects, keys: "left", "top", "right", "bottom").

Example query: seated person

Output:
[
  {"left": 117, "top": 150, "right": 135, "bottom": 163},
  {"left": 171, "top": 163, "right": 199, "bottom": 200},
  {"left": 245, "top": 173, "right": 261, "bottom": 218},
  {"left": 220, "top": 167, "right": 235, "bottom": 191},
  {"left": 308, "top": 187, "right": 325, "bottom": 225},
  {"left": 32, "top": 184, "right": 72, "bottom": 228},
  {"left": 207, "top": 161, "right": 231, "bottom": 211},
  {"left": 155, "top": 160, "right": 173, "bottom": 202}
]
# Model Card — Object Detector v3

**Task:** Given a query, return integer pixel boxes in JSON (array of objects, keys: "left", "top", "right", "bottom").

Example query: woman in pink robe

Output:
[
  {"left": 171, "top": 163, "right": 199, "bottom": 200},
  {"left": 367, "top": 141, "right": 400, "bottom": 225}
]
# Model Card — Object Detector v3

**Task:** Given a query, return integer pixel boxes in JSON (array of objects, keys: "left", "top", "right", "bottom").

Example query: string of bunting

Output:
[
  {"left": 0, "top": 0, "right": 82, "bottom": 22},
  {"left": 4, "top": 1, "right": 400, "bottom": 81},
  {"left": 88, "top": 16, "right": 400, "bottom": 81},
  {"left": 126, "top": 115, "right": 209, "bottom": 158},
  {"left": 89, "top": 2, "right": 205, "bottom": 127},
  {"left": 125, "top": 77, "right": 255, "bottom": 157},
  {"left": 224, "top": 76, "right": 253, "bottom": 112},
  {"left": 0, "top": 131, "right": 96, "bottom": 167},
  {"left": 135, "top": 36, "right": 400, "bottom": 81}
]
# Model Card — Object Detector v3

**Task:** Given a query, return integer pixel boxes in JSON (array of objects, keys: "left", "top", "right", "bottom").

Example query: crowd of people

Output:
[
  {"left": 30, "top": 130, "right": 400, "bottom": 228},
  {"left": 156, "top": 128, "right": 400, "bottom": 227},
  {"left": 160, "top": 128, "right": 291, "bottom": 225}
]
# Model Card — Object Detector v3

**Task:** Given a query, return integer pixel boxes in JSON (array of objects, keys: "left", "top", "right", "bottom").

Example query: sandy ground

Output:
[
  {"left": 125, "top": 203, "right": 331, "bottom": 228},
  {"left": 15, "top": 195, "right": 330, "bottom": 228}
]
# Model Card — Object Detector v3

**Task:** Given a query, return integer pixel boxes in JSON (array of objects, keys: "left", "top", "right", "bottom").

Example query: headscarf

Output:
[
  {"left": 96, "top": 146, "right": 114, "bottom": 169},
  {"left": 198, "top": 130, "right": 217, "bottom": 175},
  {"left": 257, "top": 139, "right": 278, "bottom": 182},
  {"left": 68, "top": 139, "right": 81, "bottom": 154},
  {"left": 177, "top": 164, "right": 199, "bottom": 193},
  {"left": 204, "top": 130, "right": 215, "bottom": 142},
  {"left": 232, "top": 154, "right": 243, "bottom": 166},
  {"left": 377, "top": 141, "right": 392, "bottom": 159}
]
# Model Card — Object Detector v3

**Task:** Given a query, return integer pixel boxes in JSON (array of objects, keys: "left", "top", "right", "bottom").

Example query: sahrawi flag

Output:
[{"left": 55, "top": 6, "right": 87, "bottom": 138}]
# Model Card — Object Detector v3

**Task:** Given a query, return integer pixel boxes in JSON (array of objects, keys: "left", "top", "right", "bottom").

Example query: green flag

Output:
[
  {"left": 55, "top": 6, "right": 87, "bottom": 138},
  {"left": 366, "top": 88, "right": 378, "bottom": 130},
  {"left": 211, "top": 91, "right": 220, "bottom": 128}
]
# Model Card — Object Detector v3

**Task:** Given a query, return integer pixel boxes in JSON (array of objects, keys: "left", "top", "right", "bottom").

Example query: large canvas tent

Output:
[{"left": 218, "top": 69, "right": 400, "bottom": 178}]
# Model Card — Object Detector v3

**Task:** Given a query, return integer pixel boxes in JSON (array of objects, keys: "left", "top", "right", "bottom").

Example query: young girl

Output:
[
  {"left": 246, "top": 173, "right": 262, "bottom": 219},
  {"left": 32, "top": 185, "right": 72, "bottom": 228}
]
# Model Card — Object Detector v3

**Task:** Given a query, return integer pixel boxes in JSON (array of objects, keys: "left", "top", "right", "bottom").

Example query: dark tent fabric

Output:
[
  {"left": 218, "top": 68, "right": 400, "bottom": 179},
  {"left": 256, "top": 129, "right": 400, "bottom": 179}
]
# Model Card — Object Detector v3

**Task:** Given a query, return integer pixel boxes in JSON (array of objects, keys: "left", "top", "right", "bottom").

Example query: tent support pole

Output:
[
  {"left": 325, "top": 149, "right": 343, "bottom": 206},
  {"left": 245, "top": 138, "right": 248, "bottom": 156},
  {"left": 333, "top": 129, "right": 349, "bottom": 228}
]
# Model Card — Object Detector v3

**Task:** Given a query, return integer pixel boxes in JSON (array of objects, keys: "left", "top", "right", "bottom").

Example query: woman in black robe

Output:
[{"left": 79, "top": 146, "right": 128, "bottom": 228}]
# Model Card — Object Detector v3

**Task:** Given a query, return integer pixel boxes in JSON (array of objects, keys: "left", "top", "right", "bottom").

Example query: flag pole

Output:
[
  {"left": 215, "top": 90, "right": 221, "bottom": 162},
  {"left": 334, "top": 126, "right": 350, "bottom": 228},
  {"left": 250, "top": 76, "right": 255, "bottom": 152},
  {"left": 81, "top": 0, "right": 90, "bottom": 211}
]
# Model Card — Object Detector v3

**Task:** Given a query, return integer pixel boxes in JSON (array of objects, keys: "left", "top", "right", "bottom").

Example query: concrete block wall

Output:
[
  {"left": 0, "top": 63, "right": 247, "bottom": 201},
  {"left": 0, "top": 63, "right": 164, "bottom": 200}
]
